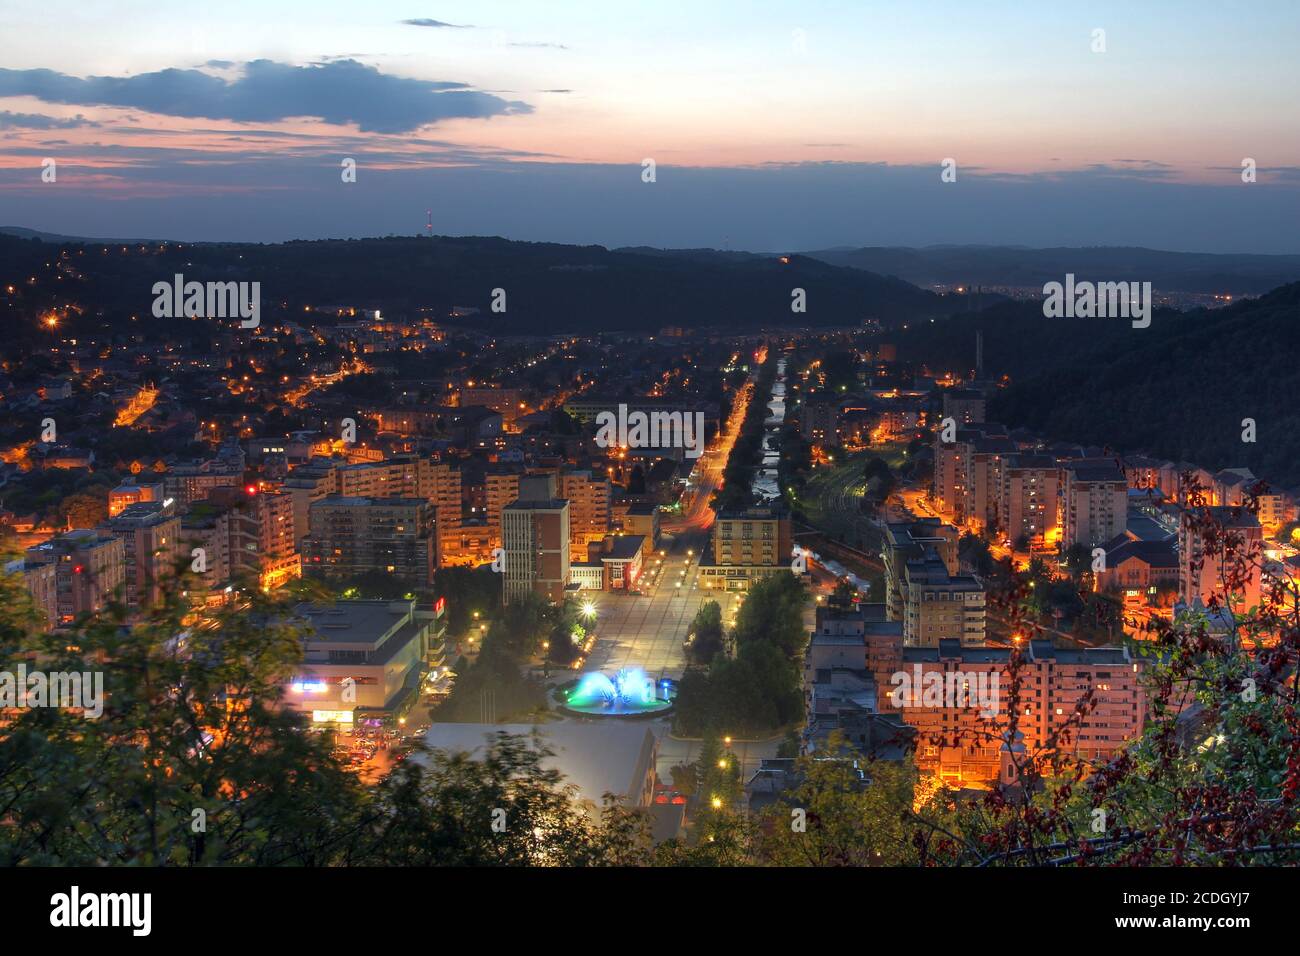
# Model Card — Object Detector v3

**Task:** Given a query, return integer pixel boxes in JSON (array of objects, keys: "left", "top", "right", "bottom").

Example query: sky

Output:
[{"left": 1, "top": 0, "right": 1298, "bottom": 252}]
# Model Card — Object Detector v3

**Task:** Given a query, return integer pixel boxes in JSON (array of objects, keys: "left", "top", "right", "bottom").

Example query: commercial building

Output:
[
  {"left": 699, "top": 505, "right": 793, "bottom": 591},
  {"left": 283, "top": 598, "right": 445, "bottom": 727},
  {"left": 580, "top": 534, "right": 646, "bottom": 590}
]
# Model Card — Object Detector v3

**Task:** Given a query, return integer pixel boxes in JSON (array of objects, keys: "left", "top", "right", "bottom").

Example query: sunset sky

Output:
[{"left": 2, "top": 0, "right": 1298, "bottom": 250}]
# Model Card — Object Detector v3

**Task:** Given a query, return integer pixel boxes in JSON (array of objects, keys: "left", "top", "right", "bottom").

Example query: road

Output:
[
  {"left": 582, "top": 534, "right": 706, "bottom": 681},
  {"left": 583, "top": 362, "right": 760, "bottom": 679},
  {"left": 663, "top": 376, "right": 754, "bottom": 536}
]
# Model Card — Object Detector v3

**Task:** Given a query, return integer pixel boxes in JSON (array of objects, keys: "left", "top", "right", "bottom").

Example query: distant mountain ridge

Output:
[{"left": 803, "top": 245, "right": 1300, "bottom": 294}]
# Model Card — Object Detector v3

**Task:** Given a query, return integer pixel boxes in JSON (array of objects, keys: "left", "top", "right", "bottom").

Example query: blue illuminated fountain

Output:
[{"left": 558, "top": 667, "right": 675, "bottom": 717}]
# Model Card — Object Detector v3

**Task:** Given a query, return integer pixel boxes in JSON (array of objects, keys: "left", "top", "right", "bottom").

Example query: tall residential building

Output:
[
  {"left": 429, "top": 461, "right": 464, "bottom": 566},
  {"left": 181, "top": 506, "right": 232, "bottom": 594},
  {"left": 485, "top": 468, "right": 523, "bottom": 551},
  {"left": 1000, "top": 454, "right": 1060, "bottom": 546},
  {"left": 963, "top": 435, "right": 1018, "bottom": 532},
  {"left": 162, "top": 458, "right": 244, "bottom": 505},
  {"left": 881, "top": 519, "right": 960, "bottom": 623},
  {"left": 25, "top": 530, "right": 126, "bottom": 625},
  {"left": 283, "top": 462, "right": 337, "bottom": 546},
  {"left": 1062, "top": 458, "right": 1128, "bottom": 547},
  {"left": 335, "top": 455, "right": 435, "bottom": 500},
  {"left": 901, "top": 552, "right": 986, "bottom": 647},
  {"left": 933, "top": 423, "right": 1006, "bottom": 522},
  {"left": 1212, "top": 467, "right": 1288, "bottom": 531},
  {"left": 106, "top": 501, "right": 181, "bottom": 607},
  {"left": 1178, "top": 506, "right": 1263, "bottom": 612},
  {"left": 941, "top": 388, "right": 985, "bottom": 426},
  {"left": 560, "top": 469, "right": 611, "bottom": 550},
  {"left": 7, "top": 558, "right": 58, "bottom": 631},
  {"left": 304, "top": 497, "right": 437, "bottom": 585},
  {"left": 699, "top": 506, "right": 794, "bottom": 592},
  {"left": 502, "top": 497, "right": 571, "bottom": 605},
  {"left": 879, "top": 637, "right": 1141, "bottom": 786},
  {"left": 807, "top": 607, "right": 1145, "bottom": 787}
]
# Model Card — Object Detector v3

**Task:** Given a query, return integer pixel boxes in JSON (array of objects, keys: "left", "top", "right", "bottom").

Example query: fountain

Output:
[{"left": 557, "top": 667, "right": 675, "bottom": 718}]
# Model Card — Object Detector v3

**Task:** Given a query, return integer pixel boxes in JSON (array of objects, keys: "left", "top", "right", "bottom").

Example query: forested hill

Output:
[
  {"left": 895, "top": 283, "right": 1300, "bottom": 488},
  {"left": 0, "top": 232, "right": 944, "bottom": 338}
]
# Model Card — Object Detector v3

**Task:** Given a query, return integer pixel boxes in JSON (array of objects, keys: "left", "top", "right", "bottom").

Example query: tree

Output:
[
  {"left": 758, "top": 735, "right": 922, "bottom": 866},
  {"left": 362, "top": 732, "right": 651, "bottom": 866},
  {"left": 731, "top": 572, "right": 808, "bottom": 660},
  {"left": 60, "top": 490, "right": 108, "bottom": 529},
  {"left": 0, "top": 564, "right": 369, "bottom": 865},
  {"left": 687, "top": 601, "right": 724, "bottom": 664}
]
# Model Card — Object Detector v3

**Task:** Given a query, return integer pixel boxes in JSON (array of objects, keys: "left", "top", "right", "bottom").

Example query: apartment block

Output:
[
  {"left": 25, "top": 530, "right": 127, "bottom": 624},
  {"left": 1062, "top": 458, "right": 1128, "bottom": 547},
  {"left": 7, "top": 558, "right": 58, "bottom": 630},
  {"left": 881, "top": 519, "right": 959, "bottom": 623},
  {"left": 808, "top": 607, "right": 1145, "bottom": 787},
  {"left": 941, "top": 388, "right": 985, "bottom": 426},
  {"left": 902, "top": 552, "right": 986, "bottom": 647},
  {"left": 105, "top": 501, "right": 181, "bottom": 607},
  {"left": 502, "top": 497, "right": 571, "bottom": 605},
  {"left": 429, "top": 461, "right": 464, "bottom": 566},
  {"left": 1178, "top": 506, "right": 1263, "bottom": 612},
  {"left": 1000, "top": 454, "right": 1059, "bottom": 546},
  {"left": 304, "top": 496, "right": 437, "bottom": 585},
  {"left": 963, "top": 435, "right": 1018, "bottom": 532},
  {"left": 560, "top": 469, "right": 611, "bottom": 550}
]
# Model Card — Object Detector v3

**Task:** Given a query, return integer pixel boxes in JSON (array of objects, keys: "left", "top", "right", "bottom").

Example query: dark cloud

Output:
[
  {"left": 0, "top": 110, "right": 98, "bottom": 130},
  {"left": 401, "top": 18, "right": 471, "bottom": 28},
  {"left": 0, "top": 59, "right": 530, "bottom": 133}
]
